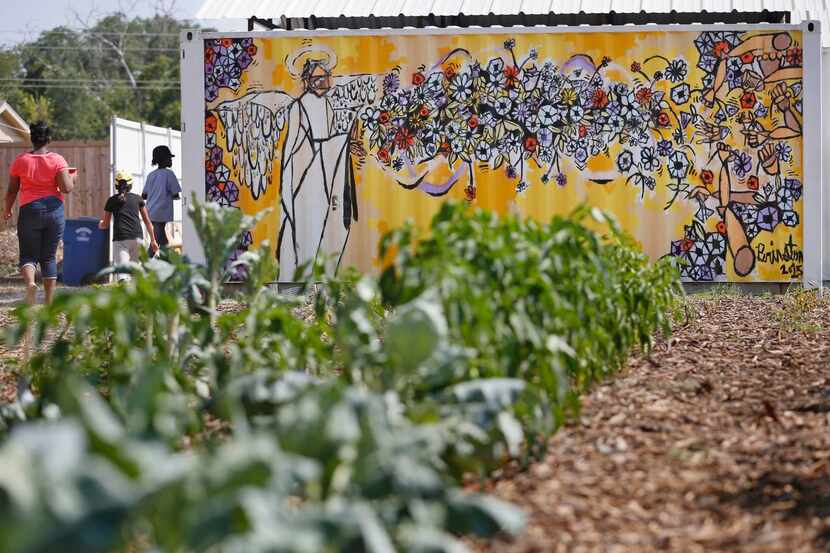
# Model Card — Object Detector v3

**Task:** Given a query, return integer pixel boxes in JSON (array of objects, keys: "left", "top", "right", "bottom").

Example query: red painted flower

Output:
[
  {"left": 681, "top": 239, "right": 694, "bottom": 252},
  {"left": 740, "top": 91, "right": 756, "bottom": 110},
  {"left": 635, "top": 87, "right": 653, "bottom": 106},
  {"left": 439, "top": 141, "right": 451, "bottom": 155},
  {"left": 592, "top": 88, "right": 609, "bottom": 109},
  {"left": 713, "top": 40, "right": 730, "bottom": 59},
  {"left": 377, "top": 148, "right": 391, "bottom": 163},
  {"left": 747, "top": 175, "right": 759, "bottom": 190},
  {"left": 220, "top": 38, "right": 232, "bottom": 48},
  {"left": 468, "top": 115, "right": 479, "bottom": 129},
  {"left": 419, "top": 105, "right": 430, "bottom": 117},
  {"left": 246, "top": 45, "right": 257, "bottom": 56},
  {"left": 740, "top": 52, "right": 754, "bottom": 64},
  {"left": 716, "top": 221, "right": 727, "bottom": 234},
  {"left": 523, "top": 135, "right": 538, "bottom": 152},
  {"left": 630, "top": 61, "right": 641, "bottom": 73},
  {"left": 578, "top": 125, "right": 587, "bottom": 138},
  {"left": 206, "top": 160, "right": 215, "bottom": 173},
  {"left": 464, "top": 184, "right": 476, "bottom": 202},
  {"left": 444, "top": 66, "right": 456, "bottom": 80},
  {"left": 504, "top": 65, "right": 520, "bottom": 88},
  {"left": 217, "top": 182, "right": 226, "bottom": 192},
  {"left": 786, "top": 48, "right": 802, "bottom": 66},
  {"left": 205, "top": 114, "right": 217, "bottom": 133},
  {"left": 700, "top": 169, "right": 714, "bottom": 186},
  {"left": 394, "top": 127, "right": 414, "bottom": 150},
  {"left": 379, "top": 111, "right": 390, "bottom": 124},
  {"left": 205, "top": 48, "right": 216, "bottom": 63},
  {"left": 656, "top": 111, "right": 670, "bottom": 127},
  {"left": 412, "top": 72, "right": 425, "bottom": 86}
]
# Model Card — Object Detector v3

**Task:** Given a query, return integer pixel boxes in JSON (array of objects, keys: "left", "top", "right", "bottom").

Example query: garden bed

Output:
[{"left": 474, "top": 291, "right": 830, "bottom": 553}]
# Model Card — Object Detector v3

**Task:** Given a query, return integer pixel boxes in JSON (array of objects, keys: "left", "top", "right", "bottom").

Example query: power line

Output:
[
  {"left": 0, "top": 30, "right": 181, "bottom": 37},
  {"left": 0, "top": 83, "right": 180, "bottom": 90},
  {"left": 0, "top": 78, "right": 179, "bottom": 84},
  {"left": 16, "top": 45, "right": 179, "bottom": 52}
]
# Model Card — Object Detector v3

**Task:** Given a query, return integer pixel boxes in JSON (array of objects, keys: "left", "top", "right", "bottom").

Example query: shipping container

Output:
[{"left": 180, "top": 21, "right": 822, "bottom": 285}]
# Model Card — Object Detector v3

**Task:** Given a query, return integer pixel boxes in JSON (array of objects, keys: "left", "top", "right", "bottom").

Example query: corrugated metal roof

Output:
[{"left": 195, "top": 0, "right": 829, "bottom": 45}]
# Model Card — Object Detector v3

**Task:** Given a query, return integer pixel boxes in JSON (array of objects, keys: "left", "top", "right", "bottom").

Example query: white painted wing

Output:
[{"left": 212, "top": 90, "right": 295, "bottom": 200}]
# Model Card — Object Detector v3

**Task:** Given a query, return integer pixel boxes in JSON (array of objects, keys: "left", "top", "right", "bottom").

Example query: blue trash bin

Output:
[{"left": 62, "top": 217, "right": 109, "bottom": 286}]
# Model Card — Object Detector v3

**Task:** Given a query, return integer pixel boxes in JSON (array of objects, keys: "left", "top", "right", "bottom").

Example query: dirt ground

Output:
[
  {"left": 473, "top": 291, "right": 830, "bottom": 553},
  {"left": 1, "top": 288, "right": 829, "bottom": 552}
]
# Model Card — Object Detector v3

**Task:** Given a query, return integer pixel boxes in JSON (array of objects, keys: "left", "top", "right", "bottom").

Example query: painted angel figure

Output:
[{"left": 213, "top": 44, "right": 376, "bottom": 281}]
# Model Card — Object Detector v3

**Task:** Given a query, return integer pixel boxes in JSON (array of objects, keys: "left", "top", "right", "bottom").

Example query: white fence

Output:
[{"left": 110, "top": 117, "right": 183, "bottom": 247}]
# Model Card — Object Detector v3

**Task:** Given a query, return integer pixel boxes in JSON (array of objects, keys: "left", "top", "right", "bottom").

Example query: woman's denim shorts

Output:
[{"left": 18, "top": 196, "right": 65, "bottom": 279}]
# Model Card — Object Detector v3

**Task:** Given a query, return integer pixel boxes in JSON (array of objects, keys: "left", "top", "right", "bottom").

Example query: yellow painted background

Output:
[{"left": 206, "top": 30, "right": 804, "bottom": 282}]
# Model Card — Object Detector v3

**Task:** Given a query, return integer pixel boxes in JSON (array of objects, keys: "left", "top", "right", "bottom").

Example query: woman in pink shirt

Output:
[{"left": 3, "top": 122, "right": 75, "bottom": 305}]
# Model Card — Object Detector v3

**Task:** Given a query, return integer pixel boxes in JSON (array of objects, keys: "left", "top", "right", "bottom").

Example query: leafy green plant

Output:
[{"left": 0, "top": 198, "right": 680, "bottom": 552}]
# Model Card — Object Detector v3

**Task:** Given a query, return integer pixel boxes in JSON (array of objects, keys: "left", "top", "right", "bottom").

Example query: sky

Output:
[{"left": 0, "top": 0, "right": 244, "bottom": 46}]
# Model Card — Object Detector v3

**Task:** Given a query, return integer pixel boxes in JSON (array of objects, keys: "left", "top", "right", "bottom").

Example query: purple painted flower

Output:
[
  {"left": 657, "top": 139, "right": 673, "bottom": 157},
  {"left": 732, "top": 151, "right": 752, "bottom": 178},
  {"left": 210, "top": 147, "right": 223, "bottom": 165},
  {"left": 506, "top": 165, "right": 517, "bottom": 179},
  {"left": 556, "top": 173, "right": 567, "bottom": 187},
  {"left": 383, "top": 72, "right": 400, "bottom": 93},
  {"left": 756, "top": 205, "right": 780, "bottom": 231}
]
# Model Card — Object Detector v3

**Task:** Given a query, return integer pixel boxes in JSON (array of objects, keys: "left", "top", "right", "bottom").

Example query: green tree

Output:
[{"left": 6, "top": 12, "right": 202, "bottom": 139}]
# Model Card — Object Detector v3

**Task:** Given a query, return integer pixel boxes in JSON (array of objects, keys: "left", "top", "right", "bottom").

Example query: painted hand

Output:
[
  {"left": 742, "top": 127, "right": 770, "bottom": 148},
  {"left": 771, "top": 82, "right": 791, "bottom": 112},
  {"left": 716, "top": 142, "right": 734, "bottom": 164},
  {"left": 759, "top": 143, "right": 780, "bottom": 175}
]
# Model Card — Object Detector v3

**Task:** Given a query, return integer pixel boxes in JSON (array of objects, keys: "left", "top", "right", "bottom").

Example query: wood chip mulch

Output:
[{"left": 473, "top": 292, "right": 830, "bottom": 553}]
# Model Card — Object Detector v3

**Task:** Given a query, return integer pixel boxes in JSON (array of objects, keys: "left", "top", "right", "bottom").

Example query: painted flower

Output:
[
  {"left": 656, "top": 111, "right": 670, "bottom": 127},
  {"left": 657, "top": 139, "right": 673, "bottom": 157},
  {"left": 740, "top": 52, "right": 754, "bottom": 64},
  {"left": 635, "top": 87, "right": 653, "bottom": 106},
  {"left": 732, "top": 151, "right": 752, "bottom": 178},
  {"left": 464, "top": 184, "right": 476, "bottom": 201},
  {"left": 667, "top": 150, "right": 690, "bottom": 179},
  {"left": 700, "top": 169, "right": 714, "bottom": 186},
  {"left": 379, "top": 111, "right": 391, "bottom": 125},
  {"left": 443, "top": 65, "right": 456, "bottom": 80},
  {"left": 495, "top": 96, "right": 512, "bottom": 116},
  {"left": 516, "top": 181, "right": 528, "bottom": 193},
  {"left": 569, "top": 105, "right": 585, "bottom": 123},
  {"left": 713, "top": 40, "right": 731, "bottom": 58},
  {"left": 556, "top": 172, "right": 567, "bottom": 187},
  {"left": 538, "top": 104, "right": 561, "bottom": 126},
  {"left": 756, "top": 205, "right": 781, "bottom": 231},
  {"left": 383, "top": 72, "right": 400, "bottom": 93},
  {"left": 617, "top": 150, "right": 634, "bottom": 172},
  {"left": 506, "top": 165, "right": 517, "bottom": 179},
  {"left": 592, "top": 88, "right": 609, "bottom": 109},
  {"left": 775, "top": 142, "right": 792, "bottom": 162},
  {"left": 412, "top": 72, "right": 425, "bottom": 86},
  {"left": 561, "top": 87, "right": 578, "bottom": 106},
  {"left": 575, "top": 147, "right": 588, "bottom": 165},
  {"left": 450, "top": 72, "right": 474, "bottom": 101},
  {"left": 670, "top": 83, "right": 691, "bottom": 105},
  {"left": 716, "top": 221, "right": 727, "bottom": 234},
  {"left": 747, "top": 175, "right": 759, "bottom": 191},
  {"left": 392, "top": 158, "right": 404, "bottom": 171},
  {"left": 475, "top": 142, "right": 491, "bottom": 161},
  {"left": 504, "top": 65, "right": 520, "bottom": 88},
  {"left": 205, "top": 114, "right": 218, "bottom": 133},
  {"left": 504, "top": 38, "right": 516, "bottom": 50},
  {"left": 538, "top": 127, "right": 554, "bottom": 147},
  {"left": 640, "top": 147, "right": 660, "bottom": 172},
  {"left": 609, "top": 115, "right": 625, "bottom": 134},
  {"left": 377, "top": 148, "right": 391, "bottom": 163},
  {"left": 665, "top": 59, "right": 688, "bottom": 82},
  {"left": 630, "top": 61, "right": 641, "bottom": 73},
  {"left": 394, "top": 127, "right": 414, "bottom": 150},
  {"left": 487, "top": 58, "right": 505, "bottom": 77},
  {"left": 740, "top": 91, "right": 756, "bottom": 110},
  {"left": 524, "top": 135, "right": 538, "bottom": 152}
]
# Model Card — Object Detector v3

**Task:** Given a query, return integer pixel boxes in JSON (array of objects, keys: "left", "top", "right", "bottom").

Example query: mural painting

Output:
[{"left": 202, "top": 29, "right": 805, "bottom": 282}]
